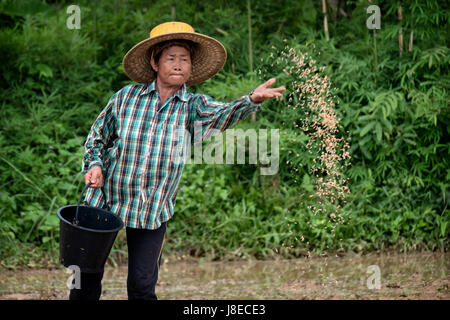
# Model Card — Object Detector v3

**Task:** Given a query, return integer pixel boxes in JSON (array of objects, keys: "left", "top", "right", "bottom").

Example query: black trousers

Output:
[{"left": 69, "top": 222, "right": 167, "bottom": 300}]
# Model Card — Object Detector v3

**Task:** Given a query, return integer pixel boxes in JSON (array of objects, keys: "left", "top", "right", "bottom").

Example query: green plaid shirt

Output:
[{"left": 82, "top": 81, "right": 260, "bottom": 229}]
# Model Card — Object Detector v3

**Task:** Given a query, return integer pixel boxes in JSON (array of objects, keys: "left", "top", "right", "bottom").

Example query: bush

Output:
[{"left": 0, "top": 0, "right": 448, "bottom": 268}]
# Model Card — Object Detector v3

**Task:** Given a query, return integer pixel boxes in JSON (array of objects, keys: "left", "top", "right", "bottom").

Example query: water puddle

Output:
[{"left": 0, "top": 252, "right": 448, "bottom": 300}]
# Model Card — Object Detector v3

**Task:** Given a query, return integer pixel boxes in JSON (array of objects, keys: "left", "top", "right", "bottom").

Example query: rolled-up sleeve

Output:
[
  {"left": 188, "top": 94, "right": 261, "bottom": 144},
  {"left": 82, "top": 92, "right": 118, "bottom": 173}
]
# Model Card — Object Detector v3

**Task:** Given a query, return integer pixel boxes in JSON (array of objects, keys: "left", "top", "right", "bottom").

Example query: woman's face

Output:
[{"left": 151, "top": 45, "right": 192, "bottom": 88}]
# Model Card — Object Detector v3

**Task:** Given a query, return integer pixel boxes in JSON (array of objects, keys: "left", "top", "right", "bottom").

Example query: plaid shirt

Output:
[{"left": 82, "top": 81, "right": 261, "bottom": 229}]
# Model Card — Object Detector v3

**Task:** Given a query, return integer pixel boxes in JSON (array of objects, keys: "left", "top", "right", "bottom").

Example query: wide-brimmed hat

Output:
[{"left": 123, "top": 21, "right": 227, "bottom": 86}]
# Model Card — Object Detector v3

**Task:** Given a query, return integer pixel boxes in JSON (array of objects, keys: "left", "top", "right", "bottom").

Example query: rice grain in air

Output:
[{"left": 259, "top": 43, "right": 352, "bottom": 250}]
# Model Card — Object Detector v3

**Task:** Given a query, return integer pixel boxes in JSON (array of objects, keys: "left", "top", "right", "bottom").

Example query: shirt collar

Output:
[
  {"left": 140, "top": 81, "right": 189, "bottom": 102},
  {"left": 174, "top": 83, "right": 189, "bottom": 102}
]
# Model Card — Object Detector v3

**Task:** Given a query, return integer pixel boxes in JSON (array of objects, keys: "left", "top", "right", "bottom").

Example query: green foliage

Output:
[{"left": 0, "top": 0, "right": 448, "bottom": 268}]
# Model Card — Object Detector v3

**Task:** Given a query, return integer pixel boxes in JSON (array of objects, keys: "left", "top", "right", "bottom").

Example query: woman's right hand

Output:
[{"left": 84, "top": 166, "right": 104, "bottom": 188}]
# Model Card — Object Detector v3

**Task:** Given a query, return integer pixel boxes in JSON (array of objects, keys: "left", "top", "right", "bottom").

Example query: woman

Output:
[{"left": 74, "top": 21, "right": 285, "bottom": 300}]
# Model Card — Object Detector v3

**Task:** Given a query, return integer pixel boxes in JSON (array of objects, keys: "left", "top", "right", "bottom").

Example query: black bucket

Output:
[{"left": 57, "top": 182, "right": 123, "bottom": 273}]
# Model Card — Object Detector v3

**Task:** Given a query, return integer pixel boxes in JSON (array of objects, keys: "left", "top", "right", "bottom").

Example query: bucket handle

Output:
[{"left": 73, "top": 182, "right": 109, "bottom": 226}]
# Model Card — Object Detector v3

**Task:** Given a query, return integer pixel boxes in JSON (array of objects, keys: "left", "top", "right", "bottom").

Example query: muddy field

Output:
[{"left": 0, "top": 252, "right": 448, "bottom": 300}]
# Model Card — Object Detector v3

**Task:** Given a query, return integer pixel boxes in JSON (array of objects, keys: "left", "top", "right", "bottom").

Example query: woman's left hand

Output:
[{"left": 249, "top": 78, "right": 286, "bottom": 103}]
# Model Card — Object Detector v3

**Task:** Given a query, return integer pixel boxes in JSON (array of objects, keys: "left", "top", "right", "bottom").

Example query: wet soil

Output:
[{"left": 0, "top": 252, "right": 448, "bottom": 300}]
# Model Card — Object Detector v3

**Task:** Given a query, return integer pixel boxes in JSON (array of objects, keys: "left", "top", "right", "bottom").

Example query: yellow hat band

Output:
[{"left": 149, "top": 21, "right": 194, "bottom": 38}]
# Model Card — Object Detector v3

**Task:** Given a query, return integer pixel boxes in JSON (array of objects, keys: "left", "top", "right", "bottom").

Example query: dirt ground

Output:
[{"left": 0, "top": 251, "right": 448, "bottom": 300}]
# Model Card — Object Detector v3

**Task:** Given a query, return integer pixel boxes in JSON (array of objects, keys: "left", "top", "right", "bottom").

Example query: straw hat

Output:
[{"left": 123, "top": 21, "right": 227, "bottom": 86}]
